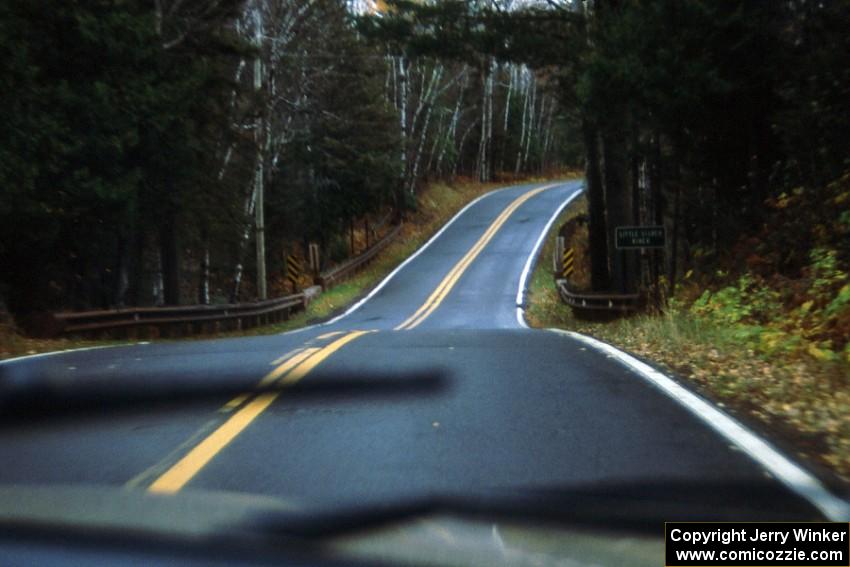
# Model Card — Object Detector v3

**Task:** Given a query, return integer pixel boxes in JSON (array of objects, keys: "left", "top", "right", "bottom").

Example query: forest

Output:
[
  {"left": 1, "top": 0, "right": 847, "bottom": 337},
  {"left": 0, "top": 0, "right": 569, "bottom": 328}
]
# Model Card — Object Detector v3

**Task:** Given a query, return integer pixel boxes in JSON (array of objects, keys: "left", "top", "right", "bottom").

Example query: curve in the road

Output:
[
  {"left": 395, "top": 184, "right": 553, "bottom": 330},
  {"left": 1, "top": 179, "right": 847, "bottom": 527}
]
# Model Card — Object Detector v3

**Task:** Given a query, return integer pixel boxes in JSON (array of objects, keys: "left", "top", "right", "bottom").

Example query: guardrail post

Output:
[
  {"left": 308, "top": 243, "right": 320, "bottom": 281},
  {"left": 554, "top": 236, "right": 564, "bottom": 276}
]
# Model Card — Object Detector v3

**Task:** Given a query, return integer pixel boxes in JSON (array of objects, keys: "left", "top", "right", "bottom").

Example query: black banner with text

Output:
[{"left": 665, "top": 522, "right": 849, "bottom": 566}]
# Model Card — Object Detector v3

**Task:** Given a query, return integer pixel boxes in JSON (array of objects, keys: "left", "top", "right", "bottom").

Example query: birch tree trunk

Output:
[
  {"left": 398, "top": 56, "right": 409, "bottom": 178},
  {"left": 254, "top": 55, "right": 267, "bottom": 301},
  {"left": 515, "top": 69, "right": 530, "bottom": 174},
  {"left": 543, "top": 104, "right": 555, "bottom": 171},
  {"left": 406, "top": 63, "right": 443, "bottom": 194},
  {"left": 435, "top": 67, "right": 468, "bottom": 176},
  {"left": 455, "top": 119, "right": 478, "bottom": 177},
  {"left": 153, "top": 249, "right": 165, "bottom": 307},
  {"left": 425, "top": 110, "right": 445, "bottom": 174},
  {"left": 522, "top": 77, "right": 536, "bottom": 168},
  {"left": 533, "top": 94, "right": 547, "bottom": 170},
  {"left": 408, "top": 100, "right": 435, "bottom": 194},
  {"left": 198, "top": 243, "right": 210, "bottom": 305},
  {"left": 503, "top": 65, "right": 514, "bottom": 132},
  {"left": 476, "top": 59, "right": 495, "bottom": 182},
  {"left": 227, "top": 0, "right": 316, "bottom": 302},
  {"left": 498, "top": 64, "right": 515, "bottom": 172},
  {"left": 230, "top": 185, "right": 257, "bottom": 303}
]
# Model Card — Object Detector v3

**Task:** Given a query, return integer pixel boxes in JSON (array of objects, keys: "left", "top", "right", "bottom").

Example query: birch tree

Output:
[{"left": 229, "top": 0, "right": 320, "bottom": 300}]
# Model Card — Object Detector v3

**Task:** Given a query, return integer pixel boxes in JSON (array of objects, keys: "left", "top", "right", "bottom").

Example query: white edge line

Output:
[
  {"left": 0, "top": 343, "right": 147, "bottom": 366},
  {"left": 321, "top": 185, "right": 513, "bottom": 327},
  {"left": 277, "top": 321, "right": 322, "bottom": 337},
  {"left": 515, "top": 184, "right": 584, "bottom": 328},
  {"left": 547, "top": 327, "right": 850, "bottom": 521}
]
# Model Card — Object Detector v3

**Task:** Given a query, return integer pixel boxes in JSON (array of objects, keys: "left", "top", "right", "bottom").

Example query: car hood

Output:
[{"left": 0, "top": 483, "right": 663, "bottom": 566}]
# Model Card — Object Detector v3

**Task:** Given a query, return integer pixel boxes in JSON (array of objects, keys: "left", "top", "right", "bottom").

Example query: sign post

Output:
[
  {"left": 615, "top": 225, "right": 666, "bottom": 310},
  {"left": 308, "top": 243, "right": 320, "bottom": 275},
  {"left": 554, "top": 236, "right": 564, "bottom": 275}
]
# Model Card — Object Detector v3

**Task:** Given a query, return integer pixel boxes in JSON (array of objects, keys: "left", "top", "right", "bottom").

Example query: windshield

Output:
[{"left": 1, "top": 1, "right": 848, "bottom": 566}]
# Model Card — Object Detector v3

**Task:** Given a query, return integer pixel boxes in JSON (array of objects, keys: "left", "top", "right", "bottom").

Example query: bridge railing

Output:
[
  {"left": 317, "top": 223, "right": 402, "bottom": 289},
  {"left": 43, "top": 293, "right": 307, "bottom": 339},
  {"left": 557, "top": 280, "right": 642, "bottom": 314},
  {"left": 35, "top": 223, "right": 404, "bottom": 339}
]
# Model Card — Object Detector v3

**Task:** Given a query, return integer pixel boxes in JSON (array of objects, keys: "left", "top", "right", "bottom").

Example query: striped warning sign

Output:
[
  {"left": 562, "top": 248, "right": 575, "bottom": 278},
  {"left": 287, "top": 254, "right": 303, "bottom": 291}
]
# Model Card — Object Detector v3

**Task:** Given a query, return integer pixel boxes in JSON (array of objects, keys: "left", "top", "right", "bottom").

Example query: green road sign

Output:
[{"left": 615, "top": 226, "right": 665, "bottom": 249}]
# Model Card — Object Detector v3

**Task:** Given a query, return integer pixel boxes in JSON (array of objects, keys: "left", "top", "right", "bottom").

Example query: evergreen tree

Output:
[{"left": 0, "top": 0, "right": 244, "bottom": 317}]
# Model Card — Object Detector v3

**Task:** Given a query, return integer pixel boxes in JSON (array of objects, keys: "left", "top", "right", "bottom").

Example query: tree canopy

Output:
[{"left": 4, "top": 0, "right": 844, "bottom": 324}]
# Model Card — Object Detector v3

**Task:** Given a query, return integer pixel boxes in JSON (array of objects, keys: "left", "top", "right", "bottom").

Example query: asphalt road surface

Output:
[{"left": 1, "top": 180, "right": 846, "bottom": 527}]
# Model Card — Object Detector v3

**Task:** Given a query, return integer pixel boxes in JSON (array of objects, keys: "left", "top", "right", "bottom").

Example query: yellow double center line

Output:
[
  {"left": 394, "top": 184, "right": 555, "bottom": 330},
  {"left": 147, "top": 330, "right": 371, "bottom": 494},
  {"left": 145, "top": 184, "right": 554, "bottom": 492}
]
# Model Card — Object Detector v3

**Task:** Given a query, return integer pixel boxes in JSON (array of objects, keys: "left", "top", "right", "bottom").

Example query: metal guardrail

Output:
[
  {"left": 557, "top": 280, "right": 641, "bottom": 313},
  {"left": 35, "top": 223, "right": 402, "bottom": 339},
  {"left": 48, "top": 294, "right": 306, "bottom": 339},
  {"left": 318, "top": 223, "right": 402, "bottom": 289}
]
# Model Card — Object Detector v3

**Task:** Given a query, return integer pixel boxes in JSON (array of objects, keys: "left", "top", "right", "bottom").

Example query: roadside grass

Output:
[
  {"left": 0, "top": 174, "right": 579, "bottom": 357},
  {"left": 526, "top": 194, "right": 850, "bottom": 481}
]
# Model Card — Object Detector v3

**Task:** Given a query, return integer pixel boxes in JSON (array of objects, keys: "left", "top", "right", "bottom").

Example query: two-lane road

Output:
[{"left": 0, "top": 180, "right": 846, "bottom": 525}]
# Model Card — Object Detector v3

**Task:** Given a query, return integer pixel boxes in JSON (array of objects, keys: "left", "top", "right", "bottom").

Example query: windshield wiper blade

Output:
[{"left": 0, "top": 367, "right": 448, "bottom": 425}]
